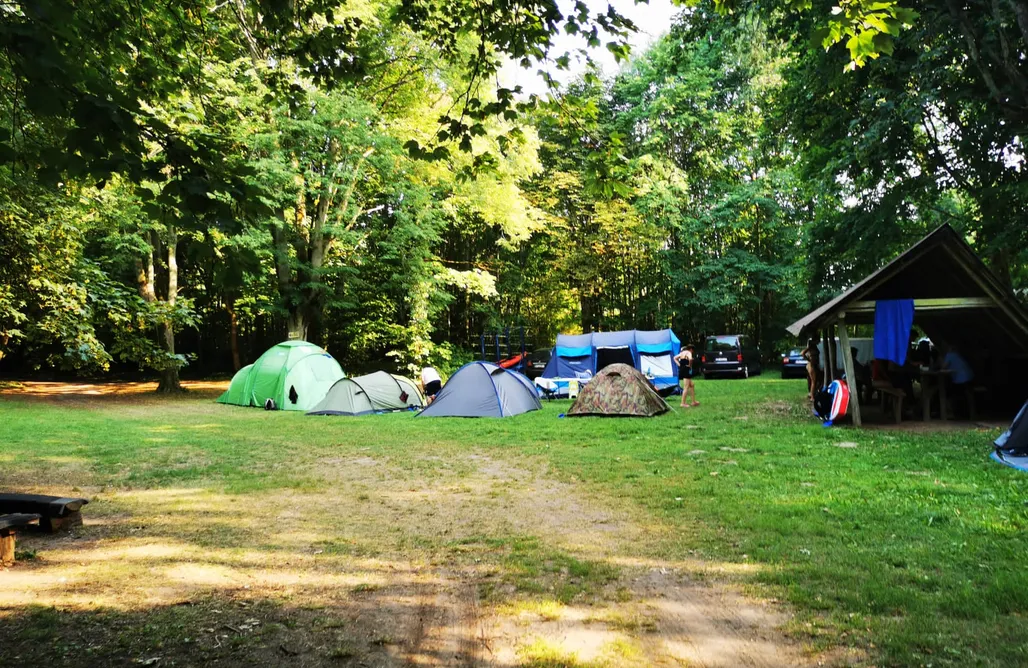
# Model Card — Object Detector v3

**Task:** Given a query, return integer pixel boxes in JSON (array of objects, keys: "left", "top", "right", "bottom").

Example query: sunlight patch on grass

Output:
[
  {"left": 585, "top": 608, "right": 657, "bottom": 633},
  {"left": 37, "top": 455, "right": 88, "bottom": 464},
  {"left": 601, "top": 637, "right": 644, "bottom": 662},
  {"left": 498, "top": 598, "right": 568, "bottom": 621},
  {"left": 517, "top": 638, "right": 605, "bottom": 668}
]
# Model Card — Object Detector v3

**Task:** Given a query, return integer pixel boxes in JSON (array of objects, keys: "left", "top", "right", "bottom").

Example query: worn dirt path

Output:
[{"left": 0, "top": 384, "right": 851, "bottom": 667}]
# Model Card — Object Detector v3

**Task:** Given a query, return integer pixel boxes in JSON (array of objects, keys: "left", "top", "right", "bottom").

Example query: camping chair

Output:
[{"left": 567, "top": 380, "right": 580, "bottom": 400}]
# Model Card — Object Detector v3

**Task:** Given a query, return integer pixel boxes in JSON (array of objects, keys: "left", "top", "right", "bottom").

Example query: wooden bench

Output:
[
  {"left": 873, "top": 382, "right": 906, "bottom": 423},
  {"left": 967, "top": 385, "right": 988, "bottom": 421},
  {"left": 0, "top": 514, "right": 41, "bottom": 565},
  {"left": 0, "top": 494, "right": 89, "bottom": 533}
]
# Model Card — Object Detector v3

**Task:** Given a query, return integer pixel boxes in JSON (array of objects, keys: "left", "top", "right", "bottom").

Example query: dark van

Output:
[{"left": 701, "top": 335, "right": 761, "bottom": 379}]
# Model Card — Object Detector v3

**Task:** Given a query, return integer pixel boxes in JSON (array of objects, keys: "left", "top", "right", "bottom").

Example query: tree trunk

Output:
[
  {"left": 226, "top": 302, "right": 242, "bottom": 371},
  {"left": 580, "top": 294, "right": 597, "bottom": 333},
  {"left": 156, "top": 226, "right": 184, "bottom": 393},
  {"left": 156, "top": 322, "right": 181, "bottom": 393},
  {"left": 287, "top": 311, "right": 309, "bottom": 342},
  {"left": 989, "top": 246, "right": 1013, "bottom": 288}
]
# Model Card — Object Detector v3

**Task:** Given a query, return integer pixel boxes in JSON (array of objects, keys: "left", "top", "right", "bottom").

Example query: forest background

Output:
[{"left": 2, "top": 0, "right": 1026, "bottom": 390}]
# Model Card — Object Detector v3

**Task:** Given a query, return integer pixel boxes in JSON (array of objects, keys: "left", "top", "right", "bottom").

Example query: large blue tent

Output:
[{"left": 540, "top": 329, "right": 682, "bottom": 393}]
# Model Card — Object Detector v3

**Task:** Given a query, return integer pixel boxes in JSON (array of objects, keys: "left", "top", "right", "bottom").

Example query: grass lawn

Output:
[{"left": 0, "top": 377, "right": 1025, "bottom": 667}]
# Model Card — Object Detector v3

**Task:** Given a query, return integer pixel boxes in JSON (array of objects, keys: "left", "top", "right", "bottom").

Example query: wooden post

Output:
[
  {"left": 837, "top": 314, "right": 862, "bottom": 427},
  {"left": 0, "top": 530, "right": 15, "bottom": 565},
  {"left": 821, "top": 329, "right": 831, "bottom": 387},
  {"left": 829, "top": 324, "right": 838, "bottom": 381}
]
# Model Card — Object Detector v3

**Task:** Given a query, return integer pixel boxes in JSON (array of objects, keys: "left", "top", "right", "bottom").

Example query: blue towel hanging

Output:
[{"left": 873, "top": 299, "right": 915, "bottom": 365}]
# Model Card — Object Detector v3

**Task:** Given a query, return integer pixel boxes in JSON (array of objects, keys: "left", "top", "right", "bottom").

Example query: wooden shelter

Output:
[{"left": 787, "top": 224, "right": 1028, "bottom": 426}]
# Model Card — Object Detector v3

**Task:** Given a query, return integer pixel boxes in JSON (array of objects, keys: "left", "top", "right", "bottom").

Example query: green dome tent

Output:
[
  {"left": 307, "top": 371, "right": 424, "bottom": 416},
  {"left": 216, "top": 341, "right": 345, "bottom": 411}
]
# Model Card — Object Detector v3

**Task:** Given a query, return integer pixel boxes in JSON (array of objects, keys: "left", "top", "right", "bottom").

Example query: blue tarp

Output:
[
  {"left": 541, "top": 329, "right": 682, "bottom": 388},
  {"left": 873, "top": 299, "right": 915, "bottom": 365}
]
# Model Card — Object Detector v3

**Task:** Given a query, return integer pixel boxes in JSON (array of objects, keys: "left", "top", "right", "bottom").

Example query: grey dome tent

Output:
[
  {"left": 417, "top": 361, "right": 542, "bottom": 418},
  {"left": 307, "top": 371, "right": 424, "bottom": 416},
  {"left": 995, "top": 399, "right": 1028, "bottom": 456}
]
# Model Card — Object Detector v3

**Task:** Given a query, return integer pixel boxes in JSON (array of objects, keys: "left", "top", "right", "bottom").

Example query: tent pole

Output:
[{"left": 837, "top": 314, "right": 862, "bottom": 427}]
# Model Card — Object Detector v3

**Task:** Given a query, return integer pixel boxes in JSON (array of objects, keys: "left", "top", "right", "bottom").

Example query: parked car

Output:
[
  {"left": 780, "top": 348, "right": 807, "bottom": 379},
  {"left": 525, "top": 348, "right": 551, "bottom": 379},
  {"left": 700, "top": 335, "right": 761, "bottom": 379}
]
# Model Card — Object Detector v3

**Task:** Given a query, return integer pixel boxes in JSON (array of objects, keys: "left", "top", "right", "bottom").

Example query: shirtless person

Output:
[{"left": 674, "top": 345, "right": 699, "bottom": 408}]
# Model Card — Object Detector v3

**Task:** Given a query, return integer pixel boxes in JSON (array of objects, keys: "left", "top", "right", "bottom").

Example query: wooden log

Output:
[
  {"left": 0, "top": 530, "right": 15, "bottom": 565},
  {"left": 42, "top": 511, "right": 82, "bottom": 533}
]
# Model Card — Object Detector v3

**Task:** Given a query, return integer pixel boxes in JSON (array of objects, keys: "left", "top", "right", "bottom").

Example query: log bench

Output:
[
  {"left": 0, "top": 493, "right": 89, "bottom": 533},
  {"left": 0, "top": 514, "right": 41, "bottom": 565}
]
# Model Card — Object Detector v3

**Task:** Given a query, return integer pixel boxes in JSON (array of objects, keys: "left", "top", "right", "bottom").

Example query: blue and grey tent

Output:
[
  {"left": 540, "top": 329, "right": 682, "bottom": 394},
  {"left": 417, "top": 361, "right": 542, "bottom": 418}
]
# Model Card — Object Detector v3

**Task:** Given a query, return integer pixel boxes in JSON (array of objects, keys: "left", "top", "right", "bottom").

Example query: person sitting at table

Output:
[
  {"left": 873, "top": 358, "right": 915, "bottom": 417},
  {"left": 851, "top": 347, "right": 872, "bottom": 403},
  {"left": 890, "top": 360, "right": 916, "bottom": 405},
  {"left": 941, "top": 342, "right": 974, "bottom": 418},
  {"left": 911, "top": 339, "right": 932, "bottom": 367}
]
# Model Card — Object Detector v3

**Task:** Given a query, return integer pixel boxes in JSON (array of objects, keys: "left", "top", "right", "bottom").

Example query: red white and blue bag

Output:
[{"left": 814, "top": 380, "right": 849, "bottom": 426}]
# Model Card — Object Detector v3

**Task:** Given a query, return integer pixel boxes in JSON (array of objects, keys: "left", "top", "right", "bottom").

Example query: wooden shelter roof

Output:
[{"left": 786, "top": 224, "right": 1028, "bottom": 356}]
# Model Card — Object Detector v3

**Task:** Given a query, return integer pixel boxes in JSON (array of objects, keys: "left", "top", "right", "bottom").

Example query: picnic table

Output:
[{"left": 920, "top": 368, "right": 952, "bottom": 422}]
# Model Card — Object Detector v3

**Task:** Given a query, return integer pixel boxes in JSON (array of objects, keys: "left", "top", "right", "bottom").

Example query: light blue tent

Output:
[
  {"left": 540, "top": 329, "right": 682, "bottom": 394},
  {"left": 417, "top": 361, "right": 542, "bottom": 418}
]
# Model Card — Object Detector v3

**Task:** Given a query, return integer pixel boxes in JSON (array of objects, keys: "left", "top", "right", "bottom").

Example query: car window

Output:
[
  {"left": 789, "top": 348, "right": 802, "bottom": 356},
  {"left": 705, "top": 336, "right": 739, "bottom": 352}
]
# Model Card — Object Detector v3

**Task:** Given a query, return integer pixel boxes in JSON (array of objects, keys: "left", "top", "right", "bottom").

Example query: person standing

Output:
[
  {"left": 941, "top": 342, "right": 974, "bottom": 418},
  {"left": 801, "top": 339, "right": 821, "bottom": 401},
  {"left": 674, "top": 345, "right": 699, "bottom": 408}
]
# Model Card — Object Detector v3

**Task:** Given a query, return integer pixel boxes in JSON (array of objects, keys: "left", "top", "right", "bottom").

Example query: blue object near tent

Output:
[
  {"left": 417, "top": 361, "right": 542, "bottom": 418},
  {"left": 995, "top": 399, "right": 1028, "bottom": 456},
  {"left": 991, "top": 451, "right": 1028, "bottom": 472},
  {"left": 873, "top": 299, "right": 915, "bottom": 365},
  {"left": 540, "top": 329, "right": 682, "bottom": 394}
]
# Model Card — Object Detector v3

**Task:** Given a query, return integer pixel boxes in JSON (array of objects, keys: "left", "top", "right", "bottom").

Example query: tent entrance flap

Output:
[{"left": 596, "top": 346, "right": 633, "bottom": 371}]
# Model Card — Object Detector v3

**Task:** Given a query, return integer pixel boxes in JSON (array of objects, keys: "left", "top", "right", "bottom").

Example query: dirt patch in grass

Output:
[{"left": 1, "top": 448, "right": 827, "bottom": 667}]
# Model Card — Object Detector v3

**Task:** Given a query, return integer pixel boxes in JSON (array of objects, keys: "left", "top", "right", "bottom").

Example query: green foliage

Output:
[
  {"left": 0, "top": 172, "right": 111, "bottom": 369},
  {"left": 772, "top": 0, "right": 1028, "bottom": 299}
]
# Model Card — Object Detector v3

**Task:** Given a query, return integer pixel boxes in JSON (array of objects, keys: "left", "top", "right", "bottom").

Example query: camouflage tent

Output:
[{"left": 567, "top": 363, "right": 669, "bottom": 417}]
